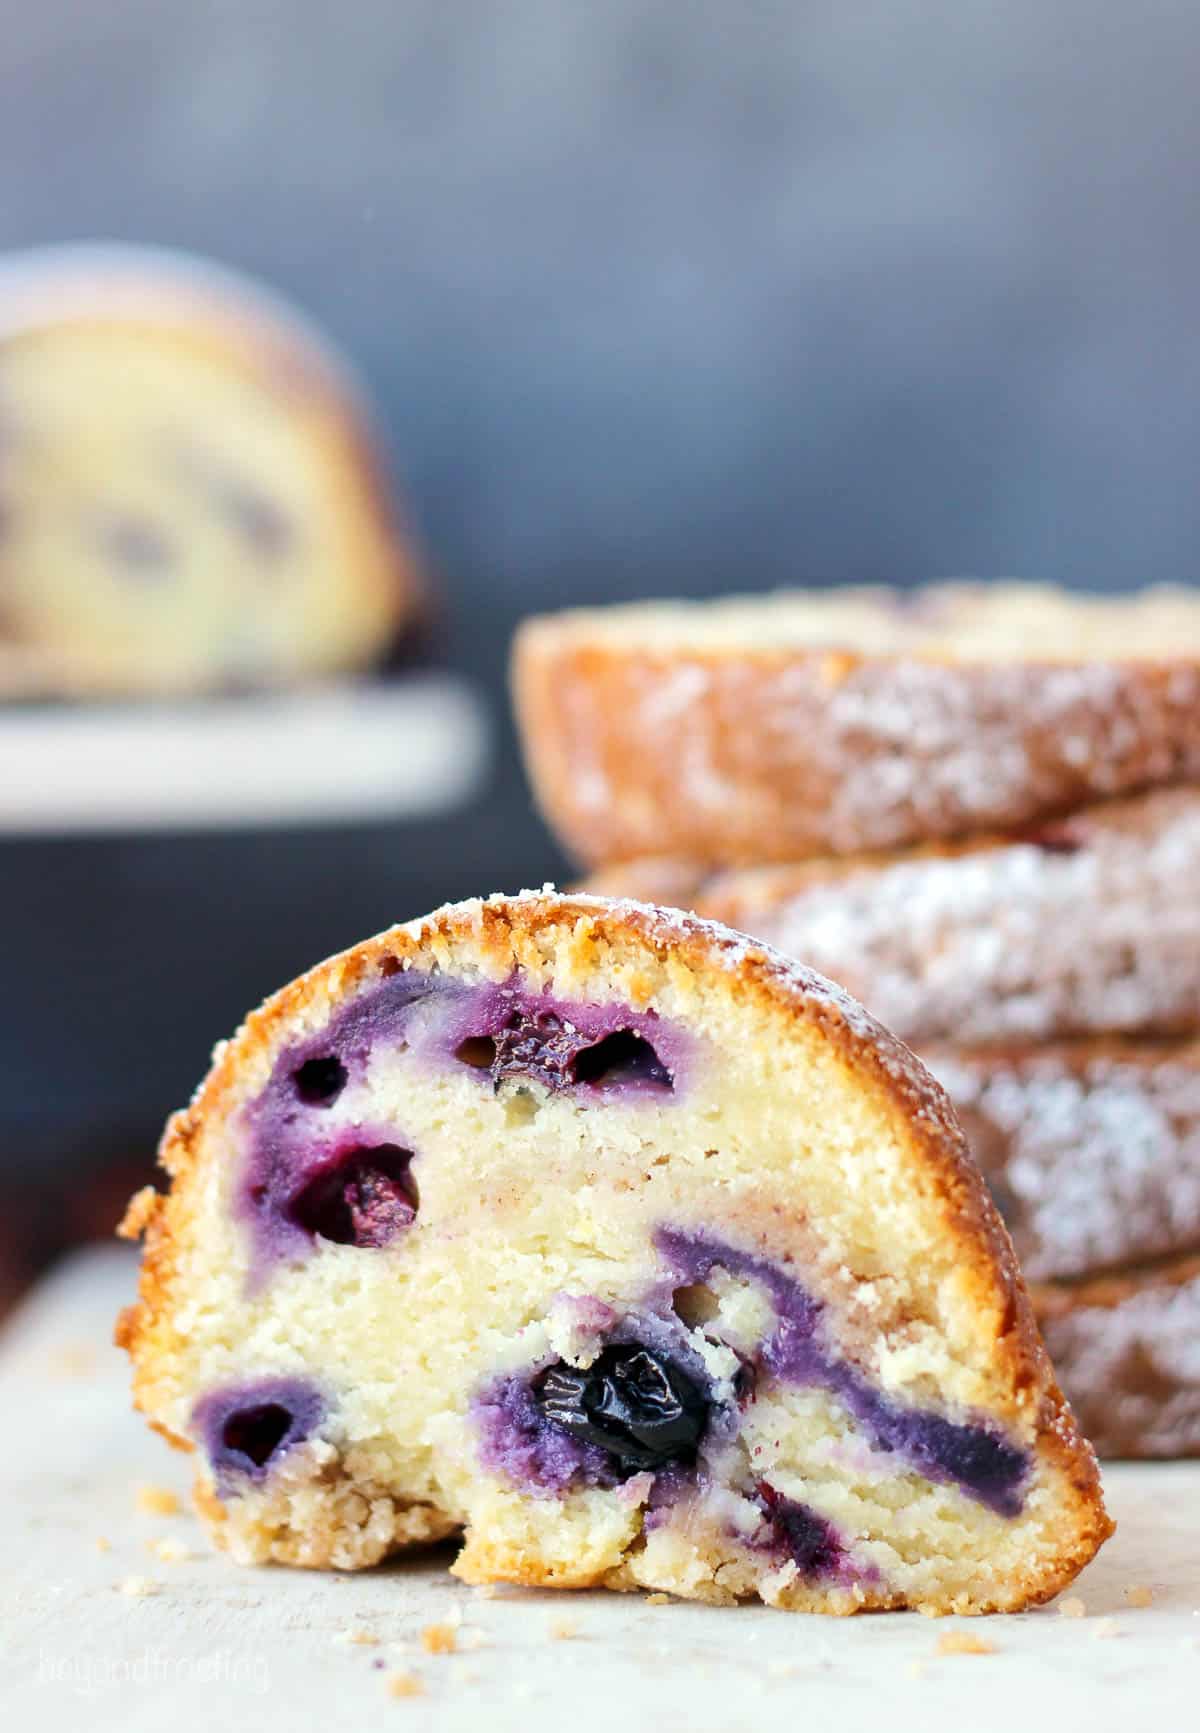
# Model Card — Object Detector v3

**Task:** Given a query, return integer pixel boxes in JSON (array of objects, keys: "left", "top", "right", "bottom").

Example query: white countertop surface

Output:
[{"left": 2, "top": 1247, "right": 1197, "bottom": 1731}]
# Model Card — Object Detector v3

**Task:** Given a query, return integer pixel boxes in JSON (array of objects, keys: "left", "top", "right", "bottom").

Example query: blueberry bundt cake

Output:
[
  {"left": 1035, "top": 1256, "right": 1200, "bottom": 1459},
  {"left": 928, "top": 1040, "right": 1200, "bottom": 1284},
  {"left": 582, "top": 789, "right": 1200, "bottom": 1046},
  {"left": 514, "top": 585, "right": 1200, "bottom": 866},
  {"left": 0, "top": 244, "right": 421, "bottom": 697},
  {"left": 117, "top": 891, "right": 1109, "bottom": 1613}
]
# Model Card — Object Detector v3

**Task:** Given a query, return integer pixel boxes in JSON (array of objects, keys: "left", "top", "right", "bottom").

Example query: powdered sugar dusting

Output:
[
  {"left": 1040, "top": 1264, "right": 1200, "bottom": 1456},
  {"left": 660, "top": 788, "right": 1200, "bottom": 1045},
  {"left": 522, "top": 588, "right": 1200, "bottom": 864},
  {"left": 930, "top": 1044, "right": 1200, "bottom": 1281}
]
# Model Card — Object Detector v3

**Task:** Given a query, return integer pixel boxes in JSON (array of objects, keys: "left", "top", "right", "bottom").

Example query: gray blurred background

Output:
[
  {"left": 6, "top": 0, "right": 1198, "bottom": 607},
  {"left": 3, "top": 0, "right": 1198, "bottom": 1295}
]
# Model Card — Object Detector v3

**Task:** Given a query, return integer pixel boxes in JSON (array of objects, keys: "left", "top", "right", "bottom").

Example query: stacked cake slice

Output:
[{"left": 514, "top": 583, "right": 1200, "bottom": 1457}]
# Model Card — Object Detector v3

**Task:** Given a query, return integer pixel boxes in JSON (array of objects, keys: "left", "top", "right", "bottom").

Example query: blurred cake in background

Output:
[
  {"left": 519, "top": 583, "right": 1200, "bottom": 1457},
  {"left": 0, "top": 244, "right": 423, "bottom": 697}
]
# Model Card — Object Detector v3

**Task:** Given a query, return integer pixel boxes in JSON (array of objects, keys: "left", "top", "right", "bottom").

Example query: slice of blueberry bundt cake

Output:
[
  {"left": 582, "top": 787, "right": 1200, "bottom": 1047},
  {"left": 1034, "top": 1255, "right": 1200, "bottom": 1459},
  {"left": 513, "top": 584, "right": 1200, "bottom": 866},
  {"left": 0, "top": 244, "right": 421, "bottom": 697},
  {"left": 117, "top": 892, "right": 1110, "bottom": 1613}
]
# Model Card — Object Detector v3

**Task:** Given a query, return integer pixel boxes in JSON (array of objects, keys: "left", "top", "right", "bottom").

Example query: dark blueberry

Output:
[
  {"left": 755, "top": 1483, "right": 847, "bottom": 1579},
  {"left": 219, "top": 483, "right": 294, "bottom": 559},
  {"left": 221, "top": 1402, "right": 294, "bottom": 1469},
  {"left": 463, "top": 1010, "right": 673, "bottom": 1095},
  {"left": 193, "top": 1376, "right": 324, "bottom": 1487},
  {"left": 454, "top": 1035, "right": 498, "bottom": 1070},
  {"left": 489, "top": 1009, "right": 580, "bottom": 1090},
  {"left": 288, "top": 1144, "right": 417, "bottom": 1247},
  {"left": 573, "top": 1030, "right": 673, "bottom": 1089},
  {"left": 89, "top": 509, "right": 175, "bottom": 576},
  {"left": 292, "top": 1055, "right": 349, "bottom": 1106},
  {"left": 533, "top": 1344, "right": 709, "bottom": 1472}
]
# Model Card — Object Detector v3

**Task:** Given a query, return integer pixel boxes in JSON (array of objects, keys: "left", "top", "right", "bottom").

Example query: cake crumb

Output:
[
  {"left": 548, "top": 1616, "right": 580, "bottom": 1641},
  {"left": 935, "top": 1628, "right": 996, "bottom": 1657},
  {"left": 1124, "top": 1584, "right": 1154, "bottom": 1608},
  {"left": 386, "top": 1671, "right": 425, "bottom": 1699},
  {"left": 147, "top": 1535, "right": 191, "bottom": 1564},
  {"left": 1058, "top": 1596, "right": 1087, "bottom": 1618},
  {"left": 644, "top": 1592, "right": 671, "bottom": 1606},
  {"left": 420, "top": 1623, "right": 458, "bottom": 1655},
  {"left": 1092, "top": 1619, "right": 1121, "bottom": 1640},
  {"left": 339, "top": 1628, "right": 379, "bottom": 1647},
  {"left": 907, "top": 1660, "right": 928, "bottom": 1680},
  {"left": 94, "top": 1536, "right": 111, "bottom": 1553},
  {"left": 117, "top": 1575, "right": 158, "bottom": 1598},
  {"left": 135, "top": 1483, "right": 181, "bottom": 1517},
  {"left": 474, "top": 1583, "right": 498, "bottom": 1600}
]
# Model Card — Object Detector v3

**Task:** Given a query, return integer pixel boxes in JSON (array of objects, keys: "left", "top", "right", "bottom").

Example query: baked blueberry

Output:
[
  {"left": 287, "top": 1145, "right": 417, "bottom": 1247},
  {"left": 533, "top": 1345, "right": 708, "bottom": 1473}
]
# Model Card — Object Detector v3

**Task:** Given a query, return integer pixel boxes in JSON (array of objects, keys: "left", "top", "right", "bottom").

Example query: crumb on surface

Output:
[
  {"left": 386, "top": 1671, "right": 425, "bottom": 1699},
  {"left": 548, "top": 1616, "right": 580, "bottom": 1641},
  {"left": 1092, "top": 1619, "right": 1121, "bottom": 1640},
  {"left": 1124, "top": 1584, "right": 1154, "bottom": 1608},
  {"left": 116, "top": 1576, "right": 158, "bottom": 1598},
  {"left": 147, "top": 1535, "right": 191, "bottom": 1564},
  {"left": 339, "top": 1628, "right": 379, "bottom": 1646},
  {"left": 644, "top": 1592, "right": 671, "bottom": 1605},
  {"left": 135, "top": 1483, "right": 181, "bottom": 1517},
  {"left": 935, "top": 1629, "right": 996, "bottom": 1657},
  {"left": 420, "top": 1623, "right": 457, "bottom": 1655},
  {"left": 1058, "top": 1596, "right": 1087, "bottom": 1618},
  {"left": 94, "top": 1536, "right": 111, "bottom": 1553},
  {"left": 475, "top": 1583, "right": 498, "bottom": 1600}
]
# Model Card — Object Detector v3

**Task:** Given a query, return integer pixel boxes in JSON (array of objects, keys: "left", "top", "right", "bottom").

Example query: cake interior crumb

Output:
[
  {"left": 420, "top": 1622, "right": 458, "bottom": 1655},
  {"left": 935, "top": 1628, "right": 997, "bottom": 1656},
  {"left": 386, "top": 1671, "right": 425, "bottom": 1699}
]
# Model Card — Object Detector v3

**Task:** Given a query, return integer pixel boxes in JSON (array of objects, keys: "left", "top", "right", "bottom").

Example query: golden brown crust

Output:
[
  {"left": 514, "top": 591, "right": 1200, "bottom": 865},
  {"left": 0, "top": 244, "right": 424, "bottom": 697},
  {"left": 118, "top": 890, "right": 1111, "bottom": 1602}
]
